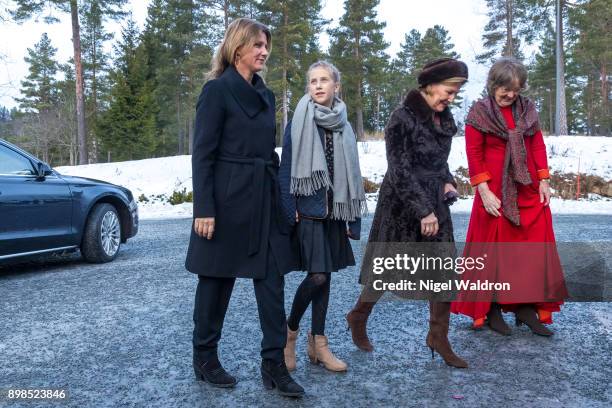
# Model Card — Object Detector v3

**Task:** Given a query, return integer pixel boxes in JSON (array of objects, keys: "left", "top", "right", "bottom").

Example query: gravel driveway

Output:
[{"left": 1, "top": 214, "right": 610, "bottom": 407}]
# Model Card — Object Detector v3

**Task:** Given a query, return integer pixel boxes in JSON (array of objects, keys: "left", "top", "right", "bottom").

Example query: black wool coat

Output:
[
  {"left": 185, "top": 65, "right": 297, "bottom": 278},
  {"left": 368, "top": 89, "right": 458, "bottom": 244}
]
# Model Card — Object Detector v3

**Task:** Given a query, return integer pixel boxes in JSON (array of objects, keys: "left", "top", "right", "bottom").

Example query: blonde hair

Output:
[
  {"left": 304, "top": 60, "right": 341, "bottom": 92},
  {"left": 421, "top": 77, "right": 467, "bottom": 95},
  {"left": 207, "top": 18, "right": 272, "bottom": 80}
]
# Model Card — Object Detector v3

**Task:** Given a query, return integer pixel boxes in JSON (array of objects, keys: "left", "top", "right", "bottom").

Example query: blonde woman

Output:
[
  {"left": 279, "top": 61, "right": 366, "bottom": 373},
  {"left": 185, "top": 18, "right": 304, "bottom": 397},
  {"left": 346, "top": 58, "right": 469, "bottom": 368}
]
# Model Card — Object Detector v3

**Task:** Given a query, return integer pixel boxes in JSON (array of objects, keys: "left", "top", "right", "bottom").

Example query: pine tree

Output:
[
  {"left": 383, "top": 25, "right": 461, "bottom": 121},
  {"left": 139, "top": 0, "right": 218, "bottom": 156},
  {"left": 569, "top": 0, "right": 611, "bottom": 135},
  {"left": 11, "top": 0, "right": 128, "bottom": 164},
  {"left": 259, "top": 0, "right": 325, "bottom": 138},
  {"left": 477, "top": 0, "right": 535, "bottom": 63},
  {"left": 328, "top": 0, "right": 389, "bottom": 140},
  {"left": 200, "top": 0, "right": 256, "bottom": 29},
  {"left": 98, "top": 18, "right": 158, "bottom": 161},
  {"left": 16, "top": 33, "right": 59, "bottom": 113},
  {"left": 0, "top": 106, "right": 12, "bottom": 140},
  {"left": 80, "top": 1, "right": 124, "bottom": 162}
]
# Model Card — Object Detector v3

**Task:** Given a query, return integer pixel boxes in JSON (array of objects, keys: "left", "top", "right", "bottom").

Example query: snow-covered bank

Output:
[{"left": 55, "top": 137, "right": 612, "bottom": 220}]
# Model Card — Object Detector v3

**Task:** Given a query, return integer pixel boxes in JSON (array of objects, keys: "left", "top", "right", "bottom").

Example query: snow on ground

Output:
[{"left": 55, "top": 136, "right": 612, "bottom": 220}]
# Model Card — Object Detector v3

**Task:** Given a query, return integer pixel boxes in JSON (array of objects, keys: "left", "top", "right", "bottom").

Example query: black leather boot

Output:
[
  {"left": 261, "top": 359, "right": 305, "bottom": 397},
  {"left": 193, "top": 356, "right": 237, "bottom": 388},
  {"left": 487, "top": 303, "right": 511, "bottom": 336},
  {"left": 515, "top": 305, "right": 553, "bottom": 336}
]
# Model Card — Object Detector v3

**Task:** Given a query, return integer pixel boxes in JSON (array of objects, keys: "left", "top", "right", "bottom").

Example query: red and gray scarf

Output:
[{"left": 466, "top": 95, "right": 540, "bottom": 226}]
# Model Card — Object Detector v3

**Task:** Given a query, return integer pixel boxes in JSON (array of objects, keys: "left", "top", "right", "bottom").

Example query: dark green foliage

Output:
[
  {"left": 97, "top": 18, "right": 158, "bottom": 161},
  {"left": 15, "top": 33, "right": 59, "bottom": 112},
  {"left": 382, "top": 25, "right": 462, "bottom": 123},
  {"left": 259, "top": 0, "right": 325, "bottom": 140},
  {"left": 328, "top": 0, "right": 389, "bottom": 139},
  {"left": 168, "top": 188, "right": 193, "bottom": 205}
]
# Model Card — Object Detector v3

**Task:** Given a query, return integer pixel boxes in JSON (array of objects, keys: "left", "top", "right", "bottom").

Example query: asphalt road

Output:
[{"left": 0, "top": 214, "right": 610, "bottom": 407}]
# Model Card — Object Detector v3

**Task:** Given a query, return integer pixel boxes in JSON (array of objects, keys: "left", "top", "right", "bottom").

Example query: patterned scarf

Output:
[{"left": 466, "top": 95, "right": 540, "bottom": 226}]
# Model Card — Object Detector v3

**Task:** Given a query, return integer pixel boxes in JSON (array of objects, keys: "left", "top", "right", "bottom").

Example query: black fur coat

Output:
[{"left": 368, "top": 89, "right": 458, "bottom": 243}]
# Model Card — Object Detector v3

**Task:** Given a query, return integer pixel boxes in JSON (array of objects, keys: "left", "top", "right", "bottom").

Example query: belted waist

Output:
[{"left": 217, "top": 154, "right": 284, "bottom": 256}]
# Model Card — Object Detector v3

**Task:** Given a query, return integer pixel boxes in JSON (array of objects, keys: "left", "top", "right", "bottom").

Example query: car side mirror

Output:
[{"left": 36, "top": 162, "right": 53, "bottom": 179}]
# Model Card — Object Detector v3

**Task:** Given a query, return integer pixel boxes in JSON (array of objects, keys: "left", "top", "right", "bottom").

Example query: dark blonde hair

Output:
[
  {"left": 486, "top": 57, "right": 528, "bottom": 95},
  {"left": 207, "top": 18, "right": 272, "bottom": 80},
  {"left": 304, "top": 60, "right": 341, "bottom": 92}
]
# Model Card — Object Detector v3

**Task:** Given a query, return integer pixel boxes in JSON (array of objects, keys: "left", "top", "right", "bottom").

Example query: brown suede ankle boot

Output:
[
  {"left": 426, "top": 301, "right": 468, "bottom": 368},
  {"left": 346, "top": 298, "right": 376, "bottom": 352}
]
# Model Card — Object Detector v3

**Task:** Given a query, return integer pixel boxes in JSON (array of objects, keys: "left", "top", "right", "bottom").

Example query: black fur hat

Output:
[{"left": 417, "top": 58, "right": 468, "bottom": 87}]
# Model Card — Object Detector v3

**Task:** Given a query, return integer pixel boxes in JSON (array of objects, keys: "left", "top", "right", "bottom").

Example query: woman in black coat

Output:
[
  {"left": 185, "top": 18, "right": 303, "bottom": 398},
  {"left": 345, "top": 58, "right": 470, "bottom": 368}
]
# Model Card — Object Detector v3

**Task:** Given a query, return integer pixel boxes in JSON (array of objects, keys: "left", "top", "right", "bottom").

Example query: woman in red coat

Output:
[{"left": 451, "top": 57, "right": 567, "bottom": 336}]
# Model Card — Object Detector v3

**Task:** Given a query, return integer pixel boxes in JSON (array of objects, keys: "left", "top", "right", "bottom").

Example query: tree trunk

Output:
[
  {"left": 548, "top": 90, "right": 554, "bottom": 133},
  {"left": 188, "top": 113, "right": 194, "bottom": 155},
  {"left": 224, "top": 0, "right": 229, "bottom": 29},
  {"left": 505, "top": 0, "right": 514, "bottom": 57},
  {"left": 71, "top": 0, "right": 88, "bottom": 164},
  {"left": 90, "top": 26, "right": 98, "bottom": 163},
  {"left": 354, "top": 31, "right": 364, "bottom": 141},
  {"left": 555, "top": 0, "right": 568, "bottom": 135},
  {"left": 177, "top": 93, "right": 184, "bottom": 155},
  {"left": 601, "top": 62, "right": 608, "bottom": 133}
]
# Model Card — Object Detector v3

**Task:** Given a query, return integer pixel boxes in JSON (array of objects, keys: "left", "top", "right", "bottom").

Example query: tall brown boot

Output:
[
  {"left": 346, "top": 297, "right": 376, "bottom": 352},
  {"left": 426, "top": 301, "right": 468, "bottom": 368}
]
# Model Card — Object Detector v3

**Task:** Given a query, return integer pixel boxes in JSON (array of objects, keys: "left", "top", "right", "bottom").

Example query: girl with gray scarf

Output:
[{"left": 279, "top": 61, "right": 367, "bottom": 373}]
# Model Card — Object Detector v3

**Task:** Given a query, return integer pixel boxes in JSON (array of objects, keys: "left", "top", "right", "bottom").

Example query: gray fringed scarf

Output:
[{"left": 290, "top": 94, "right": 367, "bottom": 221}]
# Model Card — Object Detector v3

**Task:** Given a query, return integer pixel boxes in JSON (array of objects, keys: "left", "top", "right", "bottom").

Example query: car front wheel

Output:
[{"left": 81, "top": 203, "right": 122, "bottom": 263}]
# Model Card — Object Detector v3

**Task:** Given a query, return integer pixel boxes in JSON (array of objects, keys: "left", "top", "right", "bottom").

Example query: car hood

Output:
[{"left": 58, "top": 173, "right": 133, "bottom": 198}]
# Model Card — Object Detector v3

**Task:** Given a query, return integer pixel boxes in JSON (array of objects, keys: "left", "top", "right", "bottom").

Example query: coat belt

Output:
[{"left": 217, "top": 154, "right": 284, "bottom": 256}]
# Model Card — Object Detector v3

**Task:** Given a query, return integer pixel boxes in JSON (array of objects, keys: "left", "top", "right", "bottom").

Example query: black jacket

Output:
[
  {"left": 278, "top": 121, "right": 361, "bottom": 239},
  {"left": 185, "top": 66, "right": 296, "bottom": 278}
]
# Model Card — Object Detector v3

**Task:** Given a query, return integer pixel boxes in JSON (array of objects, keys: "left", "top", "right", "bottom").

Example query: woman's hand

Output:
[
  {"left": 295, "top": 210, "right": 299, "bottom": 223},
  {"left": 421, "top": 212, "right": 439, "bottom": 237},
  {"left": 539, "top": 179, "right": 551, "bottom": 206},
  {"left": 443, "top": 183, "right": 458, "bottom": 195},
  {"left": 477, "top": 182, "right": 501, "bottom": 217},
  {"left": 194, "top": 217, "right": 215, "bottom": 239}
]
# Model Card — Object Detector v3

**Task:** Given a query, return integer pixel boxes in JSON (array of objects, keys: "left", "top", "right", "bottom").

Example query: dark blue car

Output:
[{"left": 0, "top": 139, "right": 138, "bottom": 263}]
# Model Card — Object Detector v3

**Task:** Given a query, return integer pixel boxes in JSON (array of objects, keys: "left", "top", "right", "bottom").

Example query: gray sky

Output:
[{"left": 0, "top": 0, "right": 490, "bottom": 110}]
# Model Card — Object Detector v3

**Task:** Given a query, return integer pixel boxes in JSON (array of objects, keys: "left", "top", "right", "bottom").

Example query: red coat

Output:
[{"left": 451, "top": 105, "right": 566, "bottom": 322}]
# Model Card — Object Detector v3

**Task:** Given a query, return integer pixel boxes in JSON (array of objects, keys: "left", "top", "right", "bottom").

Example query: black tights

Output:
[{"left": 287, "top": 273, "right": 331, "bottom": 335}]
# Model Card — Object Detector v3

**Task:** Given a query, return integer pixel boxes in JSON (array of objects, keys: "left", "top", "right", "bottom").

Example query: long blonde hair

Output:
[{"left": 207, "top": 18, "right": 272, "bottom": 80}]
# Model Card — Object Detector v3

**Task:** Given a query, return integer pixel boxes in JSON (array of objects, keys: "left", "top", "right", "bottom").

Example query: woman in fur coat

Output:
[{"left": 346, "top": 58, "right": 469, "bottom": 368}]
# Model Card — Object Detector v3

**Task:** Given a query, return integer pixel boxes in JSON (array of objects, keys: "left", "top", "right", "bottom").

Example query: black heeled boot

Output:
[
  {"left": 487, "top": 303, "right": 511, "bottom": 336},
  {"left": 515, "top": 305, "right": 553, "bottom": 337},
  {"left": 193, "top": 356, "right": 237, "bottom": 388},
  {"left": 261, "top": 359, "right": 305, "bottom": 398}
]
